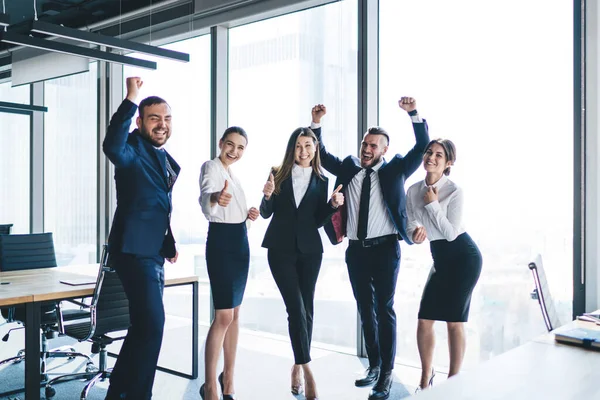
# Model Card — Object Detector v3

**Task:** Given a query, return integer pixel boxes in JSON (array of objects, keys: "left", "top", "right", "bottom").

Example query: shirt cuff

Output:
[
  {"left": 310, "top": 122, "right": 321, "bottom": 129},
  {"left": 424, "top": 200, "right": 441, "bottom": 213},
  {"left": 411, "top": 114, "right": 423, "bottom": 123}
]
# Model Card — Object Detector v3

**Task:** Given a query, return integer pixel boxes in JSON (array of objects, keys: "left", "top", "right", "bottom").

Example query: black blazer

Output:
[
  {"left": 314, "top": 122, "right": 429, "bottom": 245},
  {"left": 260, "top": 172, "right": 337, "bottom": 254},
  {"left": 102, "top": 99, "right": 181, "bottom": 258}
]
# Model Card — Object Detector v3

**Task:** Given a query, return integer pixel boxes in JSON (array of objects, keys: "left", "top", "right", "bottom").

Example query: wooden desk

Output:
[
  {"left": 412, "top": 318, "right": 600, "bottom": 399},
  {"left": 0, "top": 264, "right": 199, "bottom": 400}
]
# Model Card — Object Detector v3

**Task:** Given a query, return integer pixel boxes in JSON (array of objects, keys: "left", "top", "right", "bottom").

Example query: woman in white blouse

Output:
[
  {"left": 198, "top": 126, "right": 259, "bottom": 400},
  {"left": 406, "top": 139, "right": 482, "bottom": 392},
  {"left": 260, "top": 127, "right": 344, "bottom": 400}
]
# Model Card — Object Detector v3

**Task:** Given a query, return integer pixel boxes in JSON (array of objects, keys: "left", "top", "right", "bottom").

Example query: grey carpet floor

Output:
[{"left": 0, "top": 320, "right": 434, "bottom": 399}]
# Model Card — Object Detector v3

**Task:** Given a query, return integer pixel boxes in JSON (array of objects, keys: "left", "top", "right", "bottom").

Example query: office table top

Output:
[
  {"left": 412, "top": 316, "right": 600, "bottom": 400},
  {"left": 0, "top": 263, "right": 199, "bottom": 306}
]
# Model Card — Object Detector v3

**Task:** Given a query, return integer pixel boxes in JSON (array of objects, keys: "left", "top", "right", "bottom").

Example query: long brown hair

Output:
[{"left": 272, "top": 127, "right": 324, "bottom": 195}]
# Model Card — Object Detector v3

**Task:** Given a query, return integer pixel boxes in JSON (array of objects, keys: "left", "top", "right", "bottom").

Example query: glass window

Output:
[
  {"left": 44, "top": 65, "right": 98, "bottom": 266},
  {"left": 379, "top": 0, "right": 573, "bottom": 369},
  {"left": 123, "top": 35, "right": 212, "bottom": 325},
  {"left": 229, "top": 0, "right": 359, "bottom": 353},
  {"left": 0, "top": 84, "right": 30, "bottom": 234}
]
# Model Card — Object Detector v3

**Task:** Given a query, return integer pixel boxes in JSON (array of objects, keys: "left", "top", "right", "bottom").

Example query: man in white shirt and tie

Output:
[{"left": 311, "top": 98, "right": 429, "bottom": 400}]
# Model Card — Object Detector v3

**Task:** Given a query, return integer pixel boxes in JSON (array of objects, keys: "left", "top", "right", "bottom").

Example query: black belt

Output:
[{"left": 349, "top": 234, "right": 398, "bottom": 248}]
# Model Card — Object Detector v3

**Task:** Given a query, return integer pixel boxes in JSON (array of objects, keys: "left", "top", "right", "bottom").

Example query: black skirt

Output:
[
  {"left": 418, "top": 232, "right": 482, "bottom": 322},
  {"left": 205, "top": 222, "right": 250, "bottom": 310}
]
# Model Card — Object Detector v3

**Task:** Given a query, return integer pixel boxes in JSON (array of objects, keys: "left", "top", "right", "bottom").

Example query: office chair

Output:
[
  {"left": 0, "top": 224, "right": 13, "bottom": 234},
  {"left": 45, "top": 245, "right": 131, "bottom": 399},
  {"left": 528, "top": 254, "right": 562, "bottom": 332},
  {"left": 0, "top": 233, "right": 93, "bottom": 381}
]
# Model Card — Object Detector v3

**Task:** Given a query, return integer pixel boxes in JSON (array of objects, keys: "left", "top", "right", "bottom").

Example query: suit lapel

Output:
[{"left": 282, "top": 177, "right": 297, "bottom": 208}]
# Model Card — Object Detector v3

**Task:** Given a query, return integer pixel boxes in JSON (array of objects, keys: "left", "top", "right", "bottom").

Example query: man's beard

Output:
[{"left": 140, "top": 125, "right": 167, "bottom": 147}]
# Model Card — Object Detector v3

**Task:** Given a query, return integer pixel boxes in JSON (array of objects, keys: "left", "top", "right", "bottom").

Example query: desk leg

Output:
[
  {"left": 25, "top": 302, "right": 41, "bottom": 400},
  {"left": 192, "top": 280, "right": 199, "bottom": 379},
  {"left": 149, "top": 281, "right": 199, "bottom": 379}
]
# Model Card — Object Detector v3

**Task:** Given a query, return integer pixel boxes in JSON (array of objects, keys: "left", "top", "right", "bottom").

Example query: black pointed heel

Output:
[{"left": 218, "top": 372, "right": 236, "bottom": 400}]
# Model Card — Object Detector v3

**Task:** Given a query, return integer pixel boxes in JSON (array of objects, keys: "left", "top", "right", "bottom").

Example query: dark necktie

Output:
[
  {"left": 165, "top": 156, "right": 177, "bottom": 189},
  {"left": 357, "top": 168, "right": 373, "bottom": 240}
]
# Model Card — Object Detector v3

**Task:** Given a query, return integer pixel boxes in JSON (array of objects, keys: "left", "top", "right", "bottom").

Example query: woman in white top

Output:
[
  {"left": 198, "top": 126, "right": 259, "bottom": 400},
  {"left": 260, "top": 127, "right": 344, "bottom": 400},
  {"left": 406, "top": 138, "right": 482, "bottom": 392}
]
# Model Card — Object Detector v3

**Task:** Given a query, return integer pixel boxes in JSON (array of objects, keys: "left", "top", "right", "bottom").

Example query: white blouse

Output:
[
  {"left": 406, "top": 174, "right": 465, "bottom": 242},
  {"left": 199, "top": 158, "right": 248, "bottom": 223},
  {"left": 291, "top": 164, "right": 312, "bottom": 207}
]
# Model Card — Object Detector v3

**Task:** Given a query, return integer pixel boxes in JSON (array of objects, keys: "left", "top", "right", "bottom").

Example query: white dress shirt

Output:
[
  {"left": 345, "top": 159, "right": 397, "bottom": 240},
  {"left": 406, "top": 174, "right": 465, "bottom": 242},
  {"left": 199, "top": 158, "right": 248, "bottom": 223},
  {"left": 291, "top": 164, "right": 312, "bottom": 207}
]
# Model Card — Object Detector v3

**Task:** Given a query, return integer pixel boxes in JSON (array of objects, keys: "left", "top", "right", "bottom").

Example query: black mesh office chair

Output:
[
  {"left": 529, "top": 254, "right": 562, "bottom": 332},
  {"left": 45, "top": 245, "right": 131, "bottom": 399},
  {"left": 0, "top": 233, "right": 93, "bottom": 380},
  {"left": 0, "top": 224, "right": 13, "bottom": 234}
]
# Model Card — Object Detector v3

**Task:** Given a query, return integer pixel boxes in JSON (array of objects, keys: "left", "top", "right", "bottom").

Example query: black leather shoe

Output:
[
  {"left": 199, "top": 383, "right": 205, "bottom": 399},
  {"left": 355, "top": 366, "right": 380, "bottom": 387},
  {"left": 218, "top": 372, "right": 236, "bottom": 400},
  {"left": 368, "top": 370, "right": 393, "bottom": 400}
]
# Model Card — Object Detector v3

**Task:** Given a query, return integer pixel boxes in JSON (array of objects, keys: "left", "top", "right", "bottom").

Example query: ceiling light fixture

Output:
[
  {"left": 0, "top": 31, "right": 157, "bottom": 70},
  {"left": 30, "top": 20, "right": 189, "bottom": 62}
]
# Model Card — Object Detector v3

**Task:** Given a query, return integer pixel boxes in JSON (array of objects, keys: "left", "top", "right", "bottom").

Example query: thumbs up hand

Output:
[
  {"left": 217, "top": 180, "right": 233, "bottom": 207},
  {"left": 263, "top": 172, "right": 275, "bottom": 200},
  {"left": 330, "top": 184, "right": 344, "bottom": 208}
]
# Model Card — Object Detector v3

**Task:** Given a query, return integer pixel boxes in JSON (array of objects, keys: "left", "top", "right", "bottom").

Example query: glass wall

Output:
[
  {"left": 229, "top": 0, "right": 359, "bottom": 353},
  {"left": 0, "top": 84, "right": 30, "bottom": 234},
  {"left": 379, "top": 0, "right": 573, "bottom": 369},
  {"left": 123, "top": 35, "right": 212, "bottom": 324},
  {"left": 44, "top": 64, "right": 98, "bottom": 265}
]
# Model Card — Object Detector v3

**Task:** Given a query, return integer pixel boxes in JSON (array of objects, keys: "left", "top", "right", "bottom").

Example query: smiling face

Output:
[
  {"left": 423, "top": 142, "right": 451, "bottom": 175},
  {"left": 294, "top": 136, "right": 316, "bottom": 167},
  {"left": 360, "top": 134, "right": 388, "bottom": 168},
  {"left": 218, "top": 132, "right": 247, "bottom": 166},
  {"left": 137, "top": 103, "right": 172, "bottom": 147}
]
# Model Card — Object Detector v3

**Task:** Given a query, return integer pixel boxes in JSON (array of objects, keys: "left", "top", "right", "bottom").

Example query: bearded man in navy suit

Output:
[
  {"left": 103, "top": 77, "right": 180, "bottom": 400},
  {"left": 312, "top": 98, "right": 429, "bottom": 400}
]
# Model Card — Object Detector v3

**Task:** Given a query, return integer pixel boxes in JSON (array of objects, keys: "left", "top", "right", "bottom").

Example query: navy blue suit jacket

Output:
[
  {"left": 314, "top": 121, "right": 429, "bottom": 245},
  {"left": 103, "top": 99, "right": 181, "bottom": 258},
  {"left": 260, "top": 172, "right": 336, "bottom": 254}
]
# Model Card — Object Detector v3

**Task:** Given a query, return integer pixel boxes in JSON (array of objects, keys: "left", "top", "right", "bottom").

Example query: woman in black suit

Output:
[{"left": 260, "top": 127, "right": 343, "bottom": 400}]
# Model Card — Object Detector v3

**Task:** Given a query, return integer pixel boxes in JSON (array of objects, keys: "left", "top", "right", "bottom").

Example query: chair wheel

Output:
[{"left": 45, "top": 386, "right": 56, "bottom": 398}]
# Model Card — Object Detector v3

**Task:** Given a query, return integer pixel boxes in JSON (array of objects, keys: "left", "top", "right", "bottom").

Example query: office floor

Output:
[{"left": 0, "top": 314, "right": 448, "bottom": 400}]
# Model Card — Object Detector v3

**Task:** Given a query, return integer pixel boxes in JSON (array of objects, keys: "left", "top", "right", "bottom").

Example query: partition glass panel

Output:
[
  {"left": 0, "top": 84, "right": 30, "bottom": 234},
  {"left": 379, "top": 0, "right": 573, "bottom": 369},
  {"left": 229, "top": 0, "right": 358, "bottom": 353},
  {"left": 44, "top": 64, "right": 98, "bottom": 265},
  {"left": 123, "top": 35, "right": 212, "bottom": 325}
]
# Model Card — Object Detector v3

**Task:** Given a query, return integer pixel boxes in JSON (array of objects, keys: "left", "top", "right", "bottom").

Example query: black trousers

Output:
[
  {"left": 346, "top": 240, "right": 400, "bottom": 372},
  {"left": 106, "top": 253, "right": 165, "bottom": 400},
  {"left": 268, "top": 250, "right": 322, "bottom": 365}
]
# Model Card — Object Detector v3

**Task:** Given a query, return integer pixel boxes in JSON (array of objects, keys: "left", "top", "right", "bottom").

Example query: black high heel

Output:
[
  {"left": 415, "top": 367, "right": 436, "bottom": 394},
  {"left": 199, "top": 383, "right": 205, "bottom": 399},
  {"left": 218, "top": 372, "right": 236, "bottom": 400},
  {"left": 428, "top": 368, "right": 436, "bottom": 386}
]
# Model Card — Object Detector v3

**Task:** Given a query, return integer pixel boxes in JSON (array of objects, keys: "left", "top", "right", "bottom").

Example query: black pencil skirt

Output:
[
  {"left": 205, "top": 221, "right": 250, "bottom": 310},
  {"left": 418, "top": 232, "right": 482, "bottom": 322}
]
